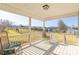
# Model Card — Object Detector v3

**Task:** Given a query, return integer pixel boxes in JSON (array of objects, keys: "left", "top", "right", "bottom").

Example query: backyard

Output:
[{"left": 0, "top": 29, "right": 78, "bottom": 45}]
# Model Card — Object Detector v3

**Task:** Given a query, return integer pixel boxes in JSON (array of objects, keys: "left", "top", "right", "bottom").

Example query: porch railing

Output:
[
  {"left": 8, "top": 31, "right": 43, "bottom": 45},
  {"left": 8, "top": 33, "right": 29, "bottom": 45},
  {"left": 50, "top": 33, "right": 78, "bottom": 45}
]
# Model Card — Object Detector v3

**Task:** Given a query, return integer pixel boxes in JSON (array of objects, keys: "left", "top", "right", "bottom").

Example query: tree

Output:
[
  {"left": 0, "top": 19, "right": 13, "bottom": 32},
  {"left": 58, "top": 20, "right": 68, "bottom": 33}
]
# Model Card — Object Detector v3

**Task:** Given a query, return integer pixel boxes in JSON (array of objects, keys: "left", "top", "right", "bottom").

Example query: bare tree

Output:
[
  {"left": 0, "top": 19, "right": 13, "bottom": 32},
  {"left": 58, "top": 20, "right": 68, "bottom": 33}
]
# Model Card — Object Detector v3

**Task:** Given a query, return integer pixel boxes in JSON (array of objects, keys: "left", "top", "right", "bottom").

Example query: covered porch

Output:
[{"left": 0, "top": 3, "right": 79, "bottom": 55}]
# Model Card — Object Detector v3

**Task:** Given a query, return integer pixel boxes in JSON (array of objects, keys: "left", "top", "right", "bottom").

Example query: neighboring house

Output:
[{"left": 66, "top": 27, "right": 78, "bottom": 34}]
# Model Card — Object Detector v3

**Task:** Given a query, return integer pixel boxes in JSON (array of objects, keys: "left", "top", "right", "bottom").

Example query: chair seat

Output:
[
  {"left": 9, "top": 43, "right": 21, "bottom": 48},
  {"left": 1, "top": 43, "right": 21, "bottom": 55}
]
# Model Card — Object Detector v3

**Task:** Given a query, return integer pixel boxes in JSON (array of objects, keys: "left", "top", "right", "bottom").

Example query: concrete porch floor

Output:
[{"left": 15, "top": 39, "right": 79, "bottom": 55}]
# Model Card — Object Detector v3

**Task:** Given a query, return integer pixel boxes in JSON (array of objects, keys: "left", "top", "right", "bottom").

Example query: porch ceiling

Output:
[{"left": 0, "top": 3, "right": 79, "bottom": 21}]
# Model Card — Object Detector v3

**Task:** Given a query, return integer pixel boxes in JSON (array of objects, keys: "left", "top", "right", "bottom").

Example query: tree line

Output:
[{"left": 0, "top": 19, "right": 70, "bottom": 33}]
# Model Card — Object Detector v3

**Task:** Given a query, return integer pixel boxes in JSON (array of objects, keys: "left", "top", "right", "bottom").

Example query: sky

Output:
[
  {"left": 46, "top": 16, "right": 78, "bottom": 27},
  {"left": 0, "top": 10, "right": 78, "bottom": 27}
]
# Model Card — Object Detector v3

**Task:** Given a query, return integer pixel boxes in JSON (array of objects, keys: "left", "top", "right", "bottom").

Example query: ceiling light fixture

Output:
[{"left": 42, "top": 4, "right": 49, "bottom": 10}]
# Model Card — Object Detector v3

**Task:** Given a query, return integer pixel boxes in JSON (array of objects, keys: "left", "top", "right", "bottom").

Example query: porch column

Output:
[
  {"left": 28, "top": 17, "right": 31, "bottom": 44},
  {"left": 43, "top": 20, "right": 46, "bottom": 38},
  {"left": 43, "top": 20, "right": 45, "bottom": 32},
  {"left": 78, "top": 11, "right": 79, "bottom": 36}
]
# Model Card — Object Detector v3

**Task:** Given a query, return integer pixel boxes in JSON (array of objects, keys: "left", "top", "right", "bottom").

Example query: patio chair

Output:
[
  {"left": 0, "top": 32, "right": 21, "bottom": 55},
  {"left": 49, "top": 33, "right": 58, "bottom": 44}
]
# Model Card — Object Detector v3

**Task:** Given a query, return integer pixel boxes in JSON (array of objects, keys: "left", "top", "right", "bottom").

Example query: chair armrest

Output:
[
  {"left": 1, "top": 46, "right": 21, "bottom": 55},
  {"left": 2, "top": 48, "right": 15, "bottom": 55}
]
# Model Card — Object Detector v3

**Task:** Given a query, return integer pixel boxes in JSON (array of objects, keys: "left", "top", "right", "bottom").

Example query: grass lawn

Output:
[
  {"left": 0, "top": 30, "right": 78, "bottom": 45},
  {"left": 52, "top": 32, "right": 78, "bottom": 45}
]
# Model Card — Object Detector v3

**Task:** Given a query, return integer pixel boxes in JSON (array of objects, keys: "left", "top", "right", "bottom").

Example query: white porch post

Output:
[
  {"left": 78, "top": 11, "right": 79, "bottom": 36},
  {"left": 28, "top": 17, "right": 31, "bottom": 44},
  {"left": 43, "top": 20, "right": 45, "bottom": 32},
  {"left": 43, "top": 20, "right": 46, "bottom": 38}
]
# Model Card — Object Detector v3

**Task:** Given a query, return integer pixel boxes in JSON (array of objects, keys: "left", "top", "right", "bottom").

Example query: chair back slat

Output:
[{"left": 0, "top": 32, "right": 9, "bottom": 50}]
